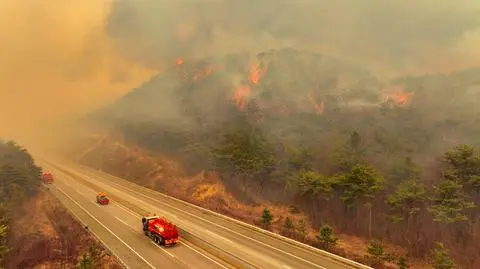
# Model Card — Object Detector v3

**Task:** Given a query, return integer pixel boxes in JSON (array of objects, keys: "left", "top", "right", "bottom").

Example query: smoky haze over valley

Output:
[
  {"left": 106, "top": 0, "right": 480, "bottom": 73},
  {"left": 0, "top": 0, "right": 480, "bottom": 147}
]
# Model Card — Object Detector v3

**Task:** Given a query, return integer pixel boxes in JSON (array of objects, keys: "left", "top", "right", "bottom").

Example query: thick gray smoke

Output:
[{"left": 105, "top": 0, "right": 480, "bottom": 74}]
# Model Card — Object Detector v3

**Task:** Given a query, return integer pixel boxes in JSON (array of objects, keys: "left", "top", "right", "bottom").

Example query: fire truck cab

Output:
[
  {"left": 142, "top": 214, "right": 179, "bottom": 246},
  {"left": 41, "top": 171, "right": 54, "bottom": 184},
  {"left": 96, "top": 192, "right": 110, "bottom": 205}
]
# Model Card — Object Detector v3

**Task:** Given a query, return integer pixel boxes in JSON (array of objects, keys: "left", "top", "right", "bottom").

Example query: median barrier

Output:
[{"left": 178, "top": 228, "right": 258, "bottom": 269}]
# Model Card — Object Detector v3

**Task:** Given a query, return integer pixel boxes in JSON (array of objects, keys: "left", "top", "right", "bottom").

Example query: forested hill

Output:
[
  {"left": 95, "top": 48, "right": 480, "bottom": 168},
  {"left": 91, "top": 48, "right": 480, "bottom": 267},
  {"left": 0, "top": 140, "right": 42, "bottom": 266}
]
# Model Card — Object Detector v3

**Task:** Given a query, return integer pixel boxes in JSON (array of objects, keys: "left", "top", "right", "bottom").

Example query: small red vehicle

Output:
[
  {"left": 41, "top": 171, "right": 54, "bottom": 184},
  {"left": 96, "top": 192, "right": 110, "bottom": 205},
  {"left": 142, "top": 214, "right": 179, "bottom": 246}
]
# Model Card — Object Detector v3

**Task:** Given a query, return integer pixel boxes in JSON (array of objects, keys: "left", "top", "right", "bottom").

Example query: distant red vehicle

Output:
[
  {"left": 41, "top": 171, "right": 54, "bottom": 184},
  {"left": 96, "top": 192, "right": 110, "bottom": 205},
  {"left": 142, "top": 214, "right": 179, "bottom": 246}
]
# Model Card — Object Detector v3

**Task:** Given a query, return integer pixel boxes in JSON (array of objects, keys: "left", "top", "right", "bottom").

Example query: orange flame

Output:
[
  {"left": 176, "top": 58, "right": 184, "bottom": 65},
  {"left": 193, "top": 65, "right": 213, "bottom": 81},
  {"left": 232, "top": 62, "right": 267, "bottom": 110},
  {"left": 390, "top": 92, "right": 414, "bottom": 105},
  {"left": 382, "top": 84, "right": 414, "bottom": 106},
  {"left": 233, "top": 85, "right": 252, "bottom": 110},
  {"left": 308, "top": 94, "right": 324, "bottom": 114},
  {"left": 248, "top": 63, "right": 266, "bottom": 84}
]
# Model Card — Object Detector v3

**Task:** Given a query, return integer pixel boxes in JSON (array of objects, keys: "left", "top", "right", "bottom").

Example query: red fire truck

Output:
[
  {"left": 142, "top": 214, "right": 179, "bottom": 246},
  {"left": 41, "top": 171, "right": 54, "bottom": 184},
  {"left": 96, "top": 192, "right": 110, "bottom": 205}
]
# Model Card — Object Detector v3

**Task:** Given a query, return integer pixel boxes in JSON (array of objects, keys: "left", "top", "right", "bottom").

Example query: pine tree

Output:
[
  {"left": 397, "top": 256, "right": 409, "bottom": 269},
  {"left": 261, "top": 208, "right": 273, "bottom": 229},
  {"left": 387, "top": 178, "right": 427, "bottom": 224},
  {"left": 431, "top": 243, "right": 454, "bottom": 269},
  {"left": 316, "top": 224, "right": 338, "bottom": 250},
  {"left": 0, "top": 224, "right": 10, "bottom": 265},
  {"left": 283, "top": 217, "right": 294, "bottom": 236},
  {"left": 366, "top": 240, "right": 386, "bottom": 266},
  {"left": 77, "top": 253, "right": 94, "bottom": 269},
  {"left": 335, "top": 164, "right": 384, "bottom": 237},
  {"left": 428, "top": 178, "right": 475, "bottom": 224},
  {"left": 297, "top": 219, "right": 308, "bottom": 241}
]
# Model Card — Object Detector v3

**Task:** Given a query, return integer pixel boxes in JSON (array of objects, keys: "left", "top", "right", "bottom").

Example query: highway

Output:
[
  {"left": 45, "top": 162, "right": 231, "bottom": 269},
  {"left": 40, "top": 158, "right": 372, "bottom": 269}
]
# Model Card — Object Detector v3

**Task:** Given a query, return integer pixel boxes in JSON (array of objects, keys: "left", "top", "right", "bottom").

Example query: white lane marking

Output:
[
  {"left": 114, "top": 202, "right": 143, "bottom": 220},
  {"left": 115, "top": 216, "right": 138, "bottom": 231},
  {"left": 93, "top": 202, "right": 102, "bottom": 207},
  {"left": 72, "top": 169, "right": 275, "bottom": 267},
  {"left": 66, "top": 201, "right": 131, "bottom": 269},
  {"left": 92, "top": 179, "right": 327, "bottom": 269},
  {"left": 115, "top": 199, "right": 230, "bottom": 269},
  {"left": 150, "top": 242, "right": 175, "bottom": 257},
  {"left": 181, "top": 240, "right": 229, "bottom": 269},
  {"left": 206, "top": 230, "right": 233, "bottom": 244},
  {"left": 61, "top": 165, "right": 328, "bottom": 269},
  {"left": 282, "top": 265, "right": 292, "bottom": 269},
  {"left": 55, "top": 186, "right": 157, "bottom": 269}
]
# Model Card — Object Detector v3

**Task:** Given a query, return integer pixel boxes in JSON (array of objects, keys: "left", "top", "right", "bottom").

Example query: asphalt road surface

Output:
[
  {"left": 40, "top": 159, "right": 371, "bottom": 269},
  {"left": 46, "top": 163, "right": 231, "bottom": 269}
]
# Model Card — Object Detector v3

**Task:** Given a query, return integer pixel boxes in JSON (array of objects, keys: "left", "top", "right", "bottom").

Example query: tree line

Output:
[
  {"left": 213, "top": 123, "right": 479, "bottom": 268},
  {"left": 0, "top": 140, "right": 42, "bottom": 268},
  {"left": 100, "top": 49, "right": 480, "bottom": 268}
]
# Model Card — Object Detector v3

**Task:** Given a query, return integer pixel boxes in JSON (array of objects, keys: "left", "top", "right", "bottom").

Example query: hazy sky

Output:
[
  {"left": 0, "top": 0, "right": 154, "bottom": 142},
  {"left": 1, "top": 0, "right": 479, "bottom": 145}
]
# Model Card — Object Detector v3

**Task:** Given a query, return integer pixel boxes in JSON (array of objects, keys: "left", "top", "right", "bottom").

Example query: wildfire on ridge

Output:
[
  {"left": 308, "top": 93, "right": 325, "bottom": 114},
  {"left": 381, "top": 84, "right": 414, "bottom": 106},
  {"left": 233, "top": 63, "right": 267, "bottom": 110},
  {"left": 176, "top": 58, "right": 184, "bottom": 65},
  {"left": 233, "top": 85, "right": 251, "bottom": 110},
  {"left": 389, "top": 91, "right": 414, "bottom": 105},
  {"left": 248, "top": 63, "right": 267, "bottom": 85},
  {"left": 193, "top": 65, "right": 213, "bottom": 81}
]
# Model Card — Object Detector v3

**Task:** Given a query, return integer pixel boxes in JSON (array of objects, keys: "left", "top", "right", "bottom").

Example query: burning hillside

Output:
[
  {"left": 98, "top": 48, "right": 403, "bottom": 124},
  {"left": 92, "top": 48, "right": 480, "bottom": 173}
]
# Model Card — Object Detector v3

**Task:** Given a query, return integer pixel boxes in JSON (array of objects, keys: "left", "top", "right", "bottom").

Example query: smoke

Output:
[
  {"left": 2, "top": 0, "right": 480, "bottom": 151},
  {"left": 106, "top": 0, "right": 480, "bottom": 75},
  {"left": 0, "top": 0, "right": 155, "bottom": 146}
]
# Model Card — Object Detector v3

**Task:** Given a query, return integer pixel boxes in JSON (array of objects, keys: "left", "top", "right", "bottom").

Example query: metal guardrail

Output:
[
  {"left": 42, "top": 159, "right": 258, "bottom": 269},
  {"left": 80, "top": 167, "right": 372, "bottom": 269},
  {"left": 41, "top": 158, "right": 372, "bottom": 269},
  {"left": 178, "top": 229, "right": 258, "bottom": 269}
]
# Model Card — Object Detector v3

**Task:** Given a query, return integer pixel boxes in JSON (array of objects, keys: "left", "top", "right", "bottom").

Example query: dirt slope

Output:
[{"left": 4, "top": 189, "right": 122, "bottom": 269}]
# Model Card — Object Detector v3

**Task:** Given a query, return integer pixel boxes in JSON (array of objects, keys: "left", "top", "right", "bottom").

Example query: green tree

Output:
[
  {"left": 334, "top": 131, "right": 365, "bottom": 172},
  {"left": 77, "top": 253, "right": 94, "bottom": 269},
  {"left": 390, "top": 157, "right": 421, "bottom": 185},
  {"left": 283, "top": 217, "right": 294, "bottom": 236},
  {"left": 212, "top": 129, "right": 277, "bottom": 188},
  {"left": 316, "top": 224, "right": 338, "bottom": 250},
  {"left": 397, "top": 256, "right": 409, "bottom": 269},
  {"left": 387, "top": 178, "right": 427, "bottom": 224},
  {"left": 0, "top": 224, "right": 10, "bottom": 266},
  {"left": 261, "top": 208, "right": 273, "bottom": 229},
  {"left": 287, "top": 169, "right": 333, "bottom": 199},
  {"left": 87, "top": 243, "right": 104, "bottom": 268},
  {"left": 431, "top": 242, "right": 454, "bottom": 269},
  {"left": 443, "top": 144, "right": 480, "bottom": 193},
  {"left": 365, "top": 240, "right": 386, "bottom": 266},
  {"left": 335, "top": 164, "right": 384, "bottom": 237},
  {"left": 428, "top": 178, "right": 475, "bottom": 224},
  {"left": 297, "top": 219, "right": 308, "bottom": 241}
]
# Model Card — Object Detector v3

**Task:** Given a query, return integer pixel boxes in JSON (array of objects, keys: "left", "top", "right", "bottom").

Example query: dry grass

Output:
[
  {"left": 4, "top": 190, "right": 121, "bottom": 269},
  {"left": 79, "top": 134, "right": 431, "bottom": 269}
]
